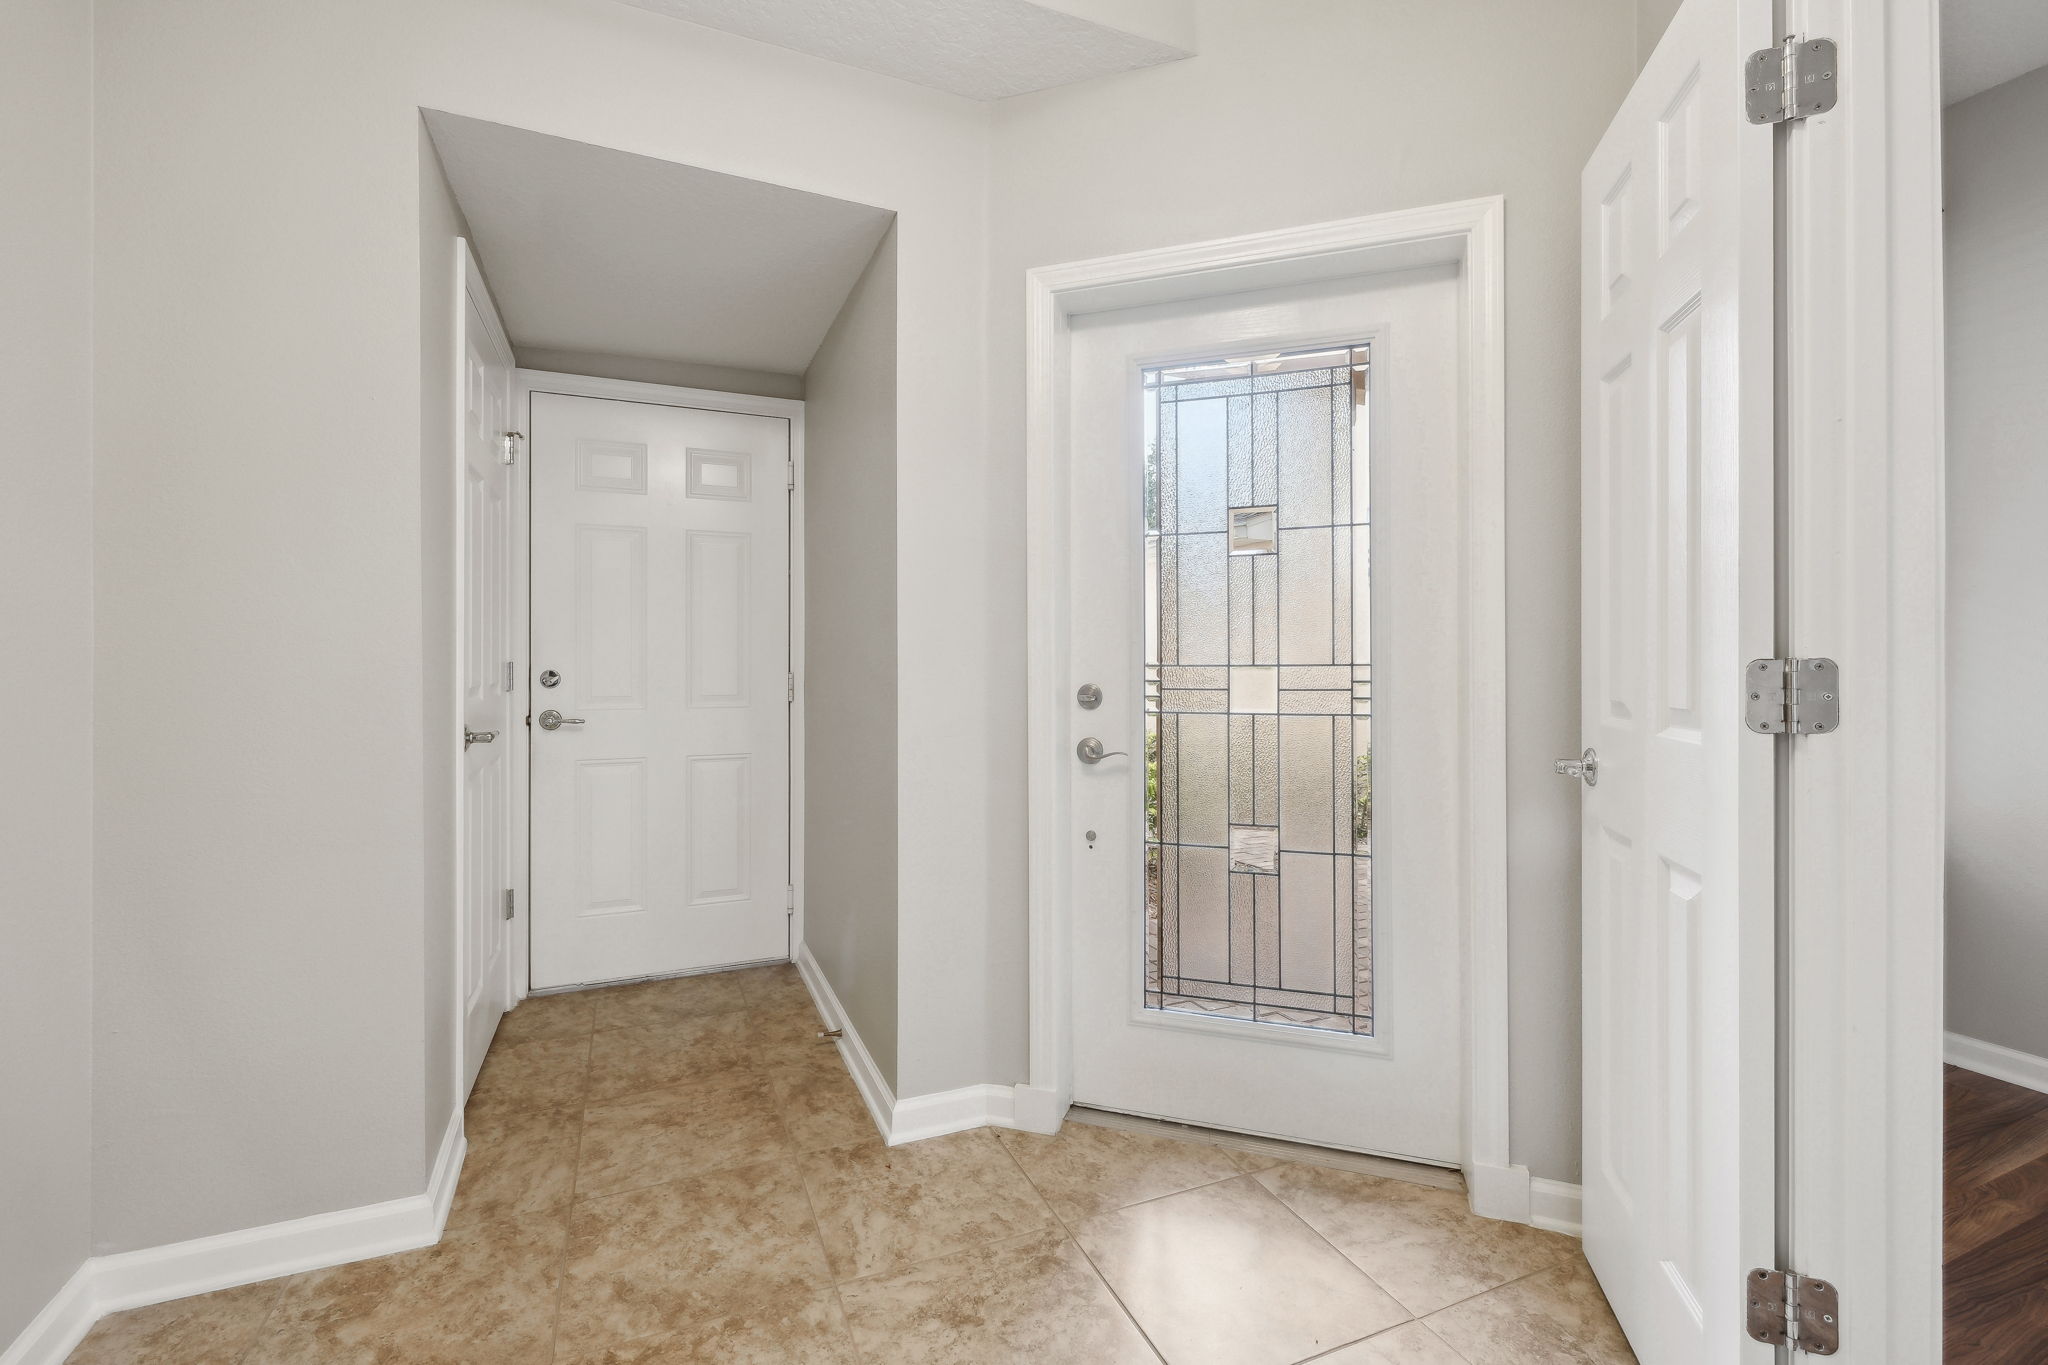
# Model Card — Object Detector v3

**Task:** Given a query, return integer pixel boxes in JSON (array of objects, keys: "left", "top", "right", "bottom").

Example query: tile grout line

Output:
[
  {"left": 991, "top": 1131, "right": 1171, "bottom": 1365},
  {"left": 226, "top": 1272, "right": 290, "bottom": 1365},
  {"left": 544, "top": 1021, "right": 597, "bottom": 1363}
]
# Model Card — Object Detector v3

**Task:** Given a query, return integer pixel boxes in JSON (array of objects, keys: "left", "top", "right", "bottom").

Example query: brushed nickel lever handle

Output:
[
  {"left": 1076, "top": 737, "right": 1128, "bottom": 764},
  {"left": 464, "top": 729, "right": 498, "bottom": 748},
  {"left": 537, "top": 710, "right": 586, "bottom": 731}
]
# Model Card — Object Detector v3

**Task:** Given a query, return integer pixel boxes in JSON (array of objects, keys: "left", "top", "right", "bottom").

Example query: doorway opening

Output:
[
  {"left": 424, "top": 110, "right": 898, "bottom": 1102},
  {"left": 1024, "top": 200, "right": 1514, "bottom": 1202}
]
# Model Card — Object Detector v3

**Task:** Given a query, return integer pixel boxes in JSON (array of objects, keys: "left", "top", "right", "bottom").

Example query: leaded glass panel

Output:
[{"left": 1143, "top": 345, "right": 1373, "bottom": 1035}]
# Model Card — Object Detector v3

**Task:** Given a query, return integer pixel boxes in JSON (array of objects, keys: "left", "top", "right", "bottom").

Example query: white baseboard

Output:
[
  {"left": 1529, "top": 1177, "right": 1584, "bottom": 1237},
  {"left": 792, "top": 944, "right": 1061, "bottom": 1146},
  {"left": 1, "top": 1112, "right": 466, "bottom": 1365},
  {"left": 1946, "top": 1031, "right": 2048, "bottom": 1095},
  {"left": 0, "top": 1262, "right": 97, "bottom": 1365},
  {"left": 1464, "top": 1161, "right": 1532, "bottom": 1224}
]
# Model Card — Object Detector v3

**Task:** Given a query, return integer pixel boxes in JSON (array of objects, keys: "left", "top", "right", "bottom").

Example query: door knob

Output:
[
  {"left": 1076, "top": 737, "right": 1128, "bottom": 764},
  {"left": 1554, "top": 748, "right": 1598, "bottom": 786},
  {"left": 464, "top": 729, "right": 498, "bottom": 748},
  {"left": 537, "top": 710, "right": 586, "bottom": 732}
]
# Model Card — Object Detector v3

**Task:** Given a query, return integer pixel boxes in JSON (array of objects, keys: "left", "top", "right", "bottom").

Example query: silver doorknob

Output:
[
  {"left": 1076, "top": 737, "right": 1128, "bottom": 764},
  {"left": 1554, "top": 748, "right": 1598, "bottom": 786},
  {"left": 537, "top": 710, "right": 586, "bottom": 731},
  {"left": 464, "top": 729, "right": 498, "bottom": 748}
]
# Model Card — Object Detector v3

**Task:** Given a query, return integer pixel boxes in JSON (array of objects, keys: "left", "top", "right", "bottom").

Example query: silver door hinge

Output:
[
  {"left": 786, "top": 460, "right": 796, "bottom": 490},
  {"left": 786, "top": 672, "right": 796, "bottom": 704},
  {"left": 500, "top": 431, "right": 523, "bottom": 465},
  {"left": 785, "top": 885, "right": 796, "bottom": 916},
  {"left": 1745, "top": 658, "right": 1840, "bottom": 735},
  {"left": 504, "top": 660, "right": 515, "bottom": 692},
  {"left": 1747, "top": 1268, "right": 1839, "bottom": 1354},
  {"left": 502, "top": 888, "right": 515, "bottom": 921},
  {"left": 1746, "top": 37, "right": 1838, "bottom": 124}
]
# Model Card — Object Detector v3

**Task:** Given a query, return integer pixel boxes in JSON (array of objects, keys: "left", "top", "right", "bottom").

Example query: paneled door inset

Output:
[
  {"left": 1069, "top": 268, "right": 1465, "bottom": 1162},
  {"left": 528, "top": 391, "right": 791, "bottom": 989},
  {"left": 1578, "top": 0, "right": 1777, "bottom": 1356}
]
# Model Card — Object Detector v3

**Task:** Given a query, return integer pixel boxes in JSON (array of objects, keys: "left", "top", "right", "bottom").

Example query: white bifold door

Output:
[
  {"left": 1578, "top": 0, "right": 1777, "bottom": 1359},
  {"left": 528, "top": 390, "right": 792, "bottom": 990}
]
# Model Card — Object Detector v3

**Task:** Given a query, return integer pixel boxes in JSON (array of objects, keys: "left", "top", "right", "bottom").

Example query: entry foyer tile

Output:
[
  {"left": 446, "top": 1102, "right": 579, "bottom": 1230},
  {"left": 1423, "top": 1259, "right": 1636, "bottom": 1364},
  {"left": 996, "top": 1119, "right": 1243, "bottom": 1223},
  {"left": 1255, "top": 1160, "right": 1576, "bottom": 1315},
  {"left": 66, "top": 1278, "right": 283, "bottom": 1365},
  {"left": 589, "top": 971, "right": 751, "bottom": 1031},
  {"left": 464, "top": 1032, "right": 591, "bottom": 1123},
  {"left": 554, "top": 1287, "right": 859, "bottom": 1364},
  {"left": 800, "top": 1128, "right": 1056, "bottom": 1281},
  {"left": 837, "top": 1228, "right": 1158, "bottom": 1364},
  {"left": 554, "top": 1159, "right": 834, "bottom": 1358},
  {"left": 1314, "top": 1320, "right": 1470, "bottom": 1364},
  {"left": 586, "top": 1012, "right": 754, "bottom": 1101},
  {"left": 574, "top": 1072, "right": 792, "bottom": 1199},
  {"left": 1073, "top": 1174, "right": 1409, "bottom": 1365}
]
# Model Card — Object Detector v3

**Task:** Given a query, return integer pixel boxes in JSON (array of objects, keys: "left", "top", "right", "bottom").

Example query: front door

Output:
[
  {"left": 1578, "top": 0, "right": 1777, "bottom": 1357},
  {"left": 527, "top": 389, "right": 792, "bottom": 989},
  {"left": 459, "top": 252, "right": 515, "bottom": 1093},
  {"left": 1067, "top": 268, "right": 1465, "bottom": 1161}
]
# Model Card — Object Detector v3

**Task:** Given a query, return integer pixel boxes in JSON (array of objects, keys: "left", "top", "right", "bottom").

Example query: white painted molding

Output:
[
  {"left": 1946, "top": 1032, "right": 2048, "bottom": 1096},
  {"left": 1, "top": 1114, "right": 466, "bottom": 1365},
  {"left": 0, "top": 1262, "right": 96, "bottom": 1365},
  {"left": 1529, "top": 1178, "right": 1584, "bottom": 1238},
  {"left": 1464, "top": 1161, "right": 1532, "bottom": 1225},
  {"left": 793, "top": 944, "right": 1060, "bottom": 1144},
  {"left": 793, "top": 942, "right": 895, "bottom": 1141},
  {"left": 1022, "top": 196, "right": 1512, "bottom": 1194}
]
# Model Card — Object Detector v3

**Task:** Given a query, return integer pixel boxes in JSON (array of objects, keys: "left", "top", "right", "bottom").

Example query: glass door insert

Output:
[{"left": 1143, "top": 344, "right": 1372, "bottom": 1036}]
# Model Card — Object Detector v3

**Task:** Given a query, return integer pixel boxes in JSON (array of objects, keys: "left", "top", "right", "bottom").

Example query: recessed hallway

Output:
[{"left": 64, "top": 964, "right": 1632, "bottom": 1364}]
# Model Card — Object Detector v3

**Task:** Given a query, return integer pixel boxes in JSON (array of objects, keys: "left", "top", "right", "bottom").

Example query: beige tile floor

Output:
[{"left": 67, "top": 964, "right": 1637, "bottom": 1364}]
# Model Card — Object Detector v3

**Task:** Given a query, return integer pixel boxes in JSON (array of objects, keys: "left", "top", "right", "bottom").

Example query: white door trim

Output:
[
  {"left": 509, "top": 369, "right": 807, "bottom": 984},
  {"left": 453, "top": 239, "right": 517, "bottom": 1091},
  {"left": 1778, "top": 0, "right": 1945, "bottom": 1358},
  {"left": 1022, "top": 198, "right": 1516, "bottom": 1207}
]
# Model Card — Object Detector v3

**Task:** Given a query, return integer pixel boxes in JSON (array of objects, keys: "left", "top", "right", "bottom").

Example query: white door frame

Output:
[
  {"left": 452, "top": 239, "right": 517, "bottom": 1093},
  {"left": 1022, "top": 198, "right": 1526, "bottom": 1217},
  {"left": 1776, "top": 0, "right": 1945, "bottom": 1357},
  {"left": 506, "top": 369, "right": 807, "bottom": 997}
]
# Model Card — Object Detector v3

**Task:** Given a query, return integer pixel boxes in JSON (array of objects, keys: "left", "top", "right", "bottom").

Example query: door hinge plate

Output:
[
  {"left": 1747, "top": 1268, "right": 1840, "bottom": 1354},
  {"left": 1745, "top": 658, "right": 1840, "bottom": 735},
  {"left": 502, "top": 888, "right": 515, "bottom": 921},
  {"left": 500, "top": 431, "right": 523, "bottom": 465},
  {"left": 1747, "top": 36, "right": 1838, "bottom": 124},
  {"left": 785, "top": 885, "right": 796, "bottom": 916},
  {"left": 787, "top": 672, "right": 796, "bottom": 704},
  {"left": 785, "top": 459, "right": 796, "bottom": 490}
]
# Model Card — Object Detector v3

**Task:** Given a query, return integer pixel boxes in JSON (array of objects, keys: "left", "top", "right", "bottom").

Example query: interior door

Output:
[
  {"left": 459, "top": 252, "right": 516, "bottom": 1093},
  {"left": 1578, "top": 0, "right": 1777, "bottom": 1357},
  {"left": 527, "top": 390, "right": 792, "bottom": 990},
  {"left": 1066, "top": 268, "right": 1464, "bottom": 1161}
]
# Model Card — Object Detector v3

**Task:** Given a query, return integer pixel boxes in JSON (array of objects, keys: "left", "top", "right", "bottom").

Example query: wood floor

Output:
[{"left": 1946, "top": 1065, "right": 2048, "bottom": 1360}]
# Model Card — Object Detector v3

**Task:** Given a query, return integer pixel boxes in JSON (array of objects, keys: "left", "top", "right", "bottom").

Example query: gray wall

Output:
[
  {"left": 801, "top": 226, "right": 902, "bottom": 1088},
  {"left": 1944, "top": 64, "right": 2048, "bottom": 1061},
  {"left": 1636, "top": 0, "right": 1681, "bottom": 67},
  {"left": 989, "top": 0, "right": 1638, "bottom": 1183},
  {"left": 0, "top": 0, "right": 96, "bottom": 1338}
]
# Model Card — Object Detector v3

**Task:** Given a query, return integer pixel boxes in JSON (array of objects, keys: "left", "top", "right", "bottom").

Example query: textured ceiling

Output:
[
  {"left": 1944, "top": 0, "right": 2048, "bottom": 104},
  {"left": 424, "top": 111, "right": 893, "bottom": 377},
  {"left": 608, "top": 0, "right": 1195, "bottom": 101}
]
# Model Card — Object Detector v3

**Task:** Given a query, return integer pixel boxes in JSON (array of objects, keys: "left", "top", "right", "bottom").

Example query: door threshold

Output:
[
  {"left": 527, "top": 954, "right": 789, "bottom": 997},
  {"left": 1066, "top": 1105, "right": 1464, "bottom": 1193}
]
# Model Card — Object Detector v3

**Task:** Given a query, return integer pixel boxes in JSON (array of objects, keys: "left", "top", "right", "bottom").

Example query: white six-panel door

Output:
[
  {"left": 459, "top": 250, "right": 516, "bottom": 1094},
  {"left": 1578, "top": 0, "right": 1777, "bottom": 1358},
  {"left": 527, "top": 390, "right": 791, "bottom": 989}
]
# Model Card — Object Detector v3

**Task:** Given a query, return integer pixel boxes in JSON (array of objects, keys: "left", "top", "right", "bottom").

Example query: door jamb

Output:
[
  {"left": 1020, "top": 198, "right": 1523, "bottom": 1216},
  {"left": 508, "top": 369, "right": 808, "bottom": 996}
]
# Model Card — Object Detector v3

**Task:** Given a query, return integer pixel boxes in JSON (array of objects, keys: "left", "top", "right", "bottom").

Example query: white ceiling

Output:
[
  {"left": 423, "top": 111, "right": 894, "bottom": 378},
  {"left": 608, "top": 0, "right": 1195, "bottom": 101},
  {"left": 1943, "top": 0, "right": 2048, "bottom": 104}
]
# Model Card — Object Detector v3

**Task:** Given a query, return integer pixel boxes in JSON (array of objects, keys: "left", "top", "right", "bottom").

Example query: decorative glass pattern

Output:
[{"left": 1144, "top": 345, "right": 1372, "bottom": 1035}]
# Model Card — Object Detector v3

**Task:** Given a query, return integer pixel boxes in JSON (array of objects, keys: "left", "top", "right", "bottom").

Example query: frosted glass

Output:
[{"left": 1229, "top": 666, "right": 1278, "bottom": 713}]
